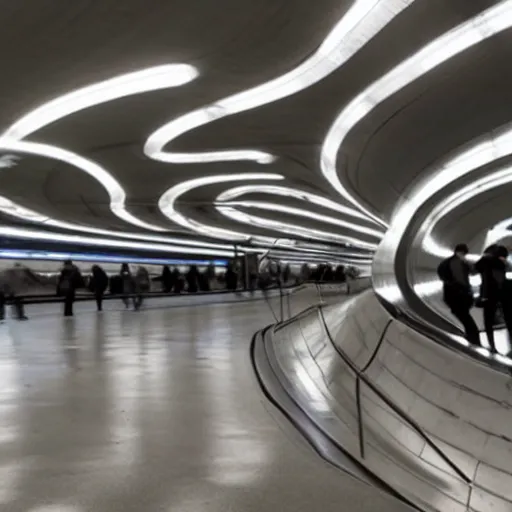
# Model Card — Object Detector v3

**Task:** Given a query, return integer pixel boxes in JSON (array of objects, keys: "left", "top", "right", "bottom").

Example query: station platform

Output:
[{"left": 0, "top": 291, "right": 410, "bottom": 512}]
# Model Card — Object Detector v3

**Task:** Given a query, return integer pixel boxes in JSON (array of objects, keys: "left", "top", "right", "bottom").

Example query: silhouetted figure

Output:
[
  {"left": 58, "top": 260, "right": 81, "bottom": 317},
  {"left": 198, "top": 270, "right": 210, "bottom": 292},
  {"left": 134, "top": 266, "right": 150, "bottom": 309},
  {"left": 475, "top": 245, "right": 512, "bottom": 352},
  {"left": 186, "top": 266, "right": 199, "bottom": 293},
  {"left": 0, "top": 263, "right": 35, "bottom": 320},
  {"left": 120, "top": 263, "right": 135, "bottom": 308},
  {"left": 207, "top": 263, "right": 216, "bottom": 290},
  {"left": 282, "top": 264, "right": 291, "bottom": 284},
  {"left": 438, "top": 244, "right": 480, "bottom": 346},
  {"left": 90, "top": 265, "right": 108, "bottom": 311},
  {"left": 334, "top": 265, "right": 346, "bottom": 283},
  {"left": 225, "top": 264, "right": 238, "bottom": 291},
  {"left": 161, "top": 265, "right": 172, "bottom": 293},
  {"left": 172, "top": 268, "right": 183, "bottom": 293},
  {"left": 300, "top": 263, "right": 310, "bottom": 283}
]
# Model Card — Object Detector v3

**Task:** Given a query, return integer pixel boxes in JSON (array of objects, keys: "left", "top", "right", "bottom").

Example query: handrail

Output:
[
  {"left": 316, "top": 305, "right": 472, "bottom": 484},
  {"left": 274, "top": 303, "right": 325, "bottom": 332}
]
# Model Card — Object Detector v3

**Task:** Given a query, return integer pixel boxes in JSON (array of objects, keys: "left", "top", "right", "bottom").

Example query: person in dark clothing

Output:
[
  {"left": 438, "top": 243, "right": 480, "bottom": 346},
  {"left": 225, "top": 264, "right": 238, "bottom": 291},
  {"left": 134, "top": 266, "right": 150, "bottom": 310},
  {"left": 120, "top": 263, "right": 135, "bottom": 308},
  {"left": 172, "top": 268, "right": 184, "bottom": 293},
  {"left": 161, "top": 265, "right": 172, "bottom": 293},
  {"left": 198, "top": 270, "right": 210, "bottom": 292},
  {"left": 186, "top": 266, "right": 199, "bottom": 293},
  {"left": 475, "top": 244, "right": 512, "bottom": 352},
  {"left": 58, "top": 260, "right": 81, "bottom": 317},
  {"left": 90, "top": 265, "right": 108, "bottom": 311}
]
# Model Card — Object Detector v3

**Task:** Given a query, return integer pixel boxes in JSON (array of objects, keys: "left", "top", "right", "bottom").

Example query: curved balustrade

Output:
[{"left": 257, "top": 289, "right": 512, "bottom": 511}]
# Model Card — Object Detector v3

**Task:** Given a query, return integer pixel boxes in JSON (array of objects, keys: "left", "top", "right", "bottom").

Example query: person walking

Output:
[
  {"left": 437, "top": 244, "right": 480, "bottom": 346},
  {"left": 475, "top": 245, "right": 512, "bottom": 352},
  {"left": 90, "top": 265, "right": 108, "bottom": 311},
  {"left": 134, "top": 266, "right": 150, "bottom": 310},
  {"left": 120, "top": 263, "right": 135, "bottom": 308},
  {"left": 58, "top": 260, "right": 81, "bottom": 317}
]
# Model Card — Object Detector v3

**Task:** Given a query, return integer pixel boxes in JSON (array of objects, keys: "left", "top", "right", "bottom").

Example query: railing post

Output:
[{"left": 356, "top": 376, "right": 365, "bottom": 459}]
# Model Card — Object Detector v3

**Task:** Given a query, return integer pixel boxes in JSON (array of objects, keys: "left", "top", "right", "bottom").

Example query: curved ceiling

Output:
[{"left": 0, "top": 0, "right": 510, "bottom": 266}]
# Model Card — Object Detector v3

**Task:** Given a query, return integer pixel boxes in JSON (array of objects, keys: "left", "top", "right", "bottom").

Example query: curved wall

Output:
[{"left": 266, "top": 290, "right": 512, "bottom": 511}]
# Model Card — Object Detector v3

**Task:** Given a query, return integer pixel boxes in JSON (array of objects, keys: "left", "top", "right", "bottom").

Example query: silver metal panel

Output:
[{"left": 268, "top": 289, "right": 512, "bottom": 510}]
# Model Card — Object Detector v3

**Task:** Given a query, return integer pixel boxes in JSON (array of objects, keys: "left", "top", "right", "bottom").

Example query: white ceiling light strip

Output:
[
  {"left": 0, "top": 65, "right": 199, "bottom": 232},
  {"left": 216, "top": 205, "right": 378, "bottom": 250},
  {"left": 216, "top": 184, "right": 381, "bottom": 224},
  {"left": 321, "top": 0, "right": 512, "bottom": 224},
  {"left": 0, "top": 193, "right": 242, "bottom": 251},
  {"left": 217, "top": 200, "right": 384, "bottom": 239},
  {"left": 158, "top": 173, "right": 284, "bottom": 241},
  {"left": 422, "top": 163, "right": 512, "bottom": 257},
  {"left": 380, "top": 123, "right": 512, "bottom": 262},
  {"left": 0, "top": 138, "right": 169, "bottom": 232},
  {"left": 3, "top": 65, "right": 198, "bottom": 140},
  {"left": 144, "top": 0, "right": 413, "bottom": 165},
  {"left": 0, "top": 225, "right": 234, "bottom": 257}
]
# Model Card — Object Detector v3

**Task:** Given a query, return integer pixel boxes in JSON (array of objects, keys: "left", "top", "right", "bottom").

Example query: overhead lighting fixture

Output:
[
  {"left": 0, "top": 193, "right": 242, "bottom": 251},
  {"left": 217, "top": 200, "right": 384, "bottom": 239},
  {"left": 0, "top": 154, "right": 19, "bottom": 168},
  {"left": 0, "top": 65, "right": 198, "bottom": 232},
  {"left": 0, "top": 138, "right": 170, "bottom": 232},
  {"left": 422, "top": 162, "right": 512, "bottom": 257},
  {"left": 158, "top": 173, "right": 284, "bottom": 240},
  {"left": 321, "top": 0, "right": 512, "bottom": 225},
  {"left": 3, "top": 64, "right": 198, "bottom": 140},
  {"left": 0, "top": 225, "right": 235, "bottom": 257},
  {"left": 144, "top": 0, "right": 413, "bottom": 165},
  {"left": 216, "top": 184, "right": 382, "bottom": 225},
  {"left": 216, "top": 205, "right": 378, "bottom": 250}
]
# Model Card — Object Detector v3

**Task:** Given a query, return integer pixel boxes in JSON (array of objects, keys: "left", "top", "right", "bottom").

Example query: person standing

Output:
[
  {"left": 134, "top": 266, "right": 150, "bottom": 310},
  {"left": 58, "top": 260, "right": 81, "bottom": 317},
  {"left": 90, "top": 265, "right": 108, "bottom": 311},
  {"left": 437, "top": 244, "right": 480, "bottom": 346},
  {"left": 475, "top": 245, "right": 512, "bottom": 352},
  {"left": 120, "top": 263, "right": 135, "bottom": 308}
]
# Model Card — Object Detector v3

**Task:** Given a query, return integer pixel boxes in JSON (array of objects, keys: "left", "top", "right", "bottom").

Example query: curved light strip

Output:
[
  {"left": 218, "top": 200, "right": 384, "bottom": 239},
  {"left": 0, "top": 138, "right": 169, "bottom": 232},
  {"left": 321, "top": 0, "right": 512, "bottom": 224},
  {"left": 422, "top": 162, "right": 512, "bottom": 257},
  {"left": 158, "top": 173, "right": 284, "bottom": 241},
  {"left": 0, "top": 225, "right": 234, "bottom": 257},
  {"left": 216, "top": 184, "right": 382, "bottom": 225},
  {"left": 0, "top": 194, "right": 241, "bottom": 251},
  {"left": 144, "top": 0, "right": 413, "bottom": 165},
  {"left": 3, "top": 65, "right": 198, "bottom": 140},
  {"left": 0, "top": 65, "right": 199, "bottom": 232},
  {"left": 216, "top": 205, "right": 378, "bottom": 250}
]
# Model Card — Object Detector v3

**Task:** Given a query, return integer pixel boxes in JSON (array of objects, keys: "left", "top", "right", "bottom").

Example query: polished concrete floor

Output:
[{"left": 0, "top": 295, "right": 411, "bottom": 511}]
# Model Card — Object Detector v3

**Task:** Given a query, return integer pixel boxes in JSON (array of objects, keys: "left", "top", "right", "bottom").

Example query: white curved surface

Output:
[
  {"left": 269, "top": 290, "right": 512, "bottom": 511},
  {"left": 321, "top": 1, "right": 512, "bottom": 225},
  {"left": 158, "top": 173, "right": 284, "bottom": 241},
  {"left": 216, "top": 205, "right": 379, "bottom": 249},
  {"left": 144, "top": 0, "right": 413, "bottom": 165},
  {"left": 218, "top": 201, "right": 384, "bottom": 239},
  {"left": 0, "top": 194, "right": 239, "bottom": 252},
  {"left": 216, "top": 184, "right": 380, "bottom": 224},
  {"left": 0, "top": 65, "right": 198, "bottom": 232}
]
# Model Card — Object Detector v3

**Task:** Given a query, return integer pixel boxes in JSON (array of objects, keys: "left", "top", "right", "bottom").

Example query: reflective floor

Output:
[{"left": 0, "top": 295, "right": 410, "bottom": 512}]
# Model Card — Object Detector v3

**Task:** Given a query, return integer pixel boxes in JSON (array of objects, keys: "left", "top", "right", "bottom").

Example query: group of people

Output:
[
  {"left": 57, "top": 261, "right": 151, "bottom": 316},
  {"left": 0, "top": 260, "right": 244, "bottom": 320},
  {"left": 439, "top": 243, "right": 512, "bottom": 352}
]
